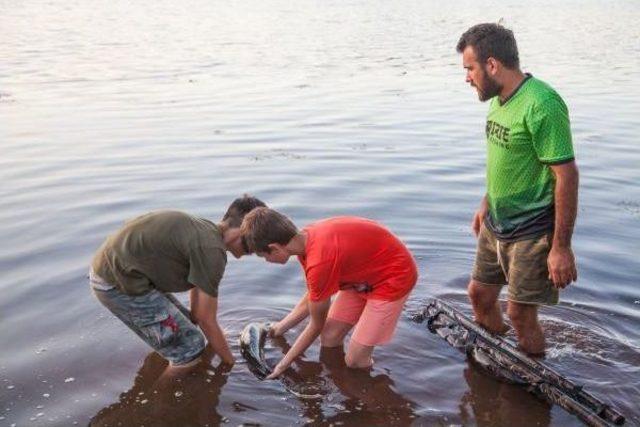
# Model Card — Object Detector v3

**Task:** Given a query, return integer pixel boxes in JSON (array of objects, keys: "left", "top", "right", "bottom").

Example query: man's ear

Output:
[{"left": 485, "top": 57, "right": 499, "bottom": 76}]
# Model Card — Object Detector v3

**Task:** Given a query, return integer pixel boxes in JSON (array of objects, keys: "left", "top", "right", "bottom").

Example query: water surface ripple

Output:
[{"left": 1, "top": 0, "right": 639, "bottom": 426}]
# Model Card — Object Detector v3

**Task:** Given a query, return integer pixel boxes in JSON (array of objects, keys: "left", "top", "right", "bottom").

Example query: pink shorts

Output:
[{"left": 327, "top": 290, "right": 409, "bottom": 346}]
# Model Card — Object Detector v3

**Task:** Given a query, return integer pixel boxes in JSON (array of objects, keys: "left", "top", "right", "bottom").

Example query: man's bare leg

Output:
[
  {"left": 507, "top": 301, "right": 545, "bottom": 355},
  {"left": 468, "top": 279, "right": 509, "bottom": 334}
]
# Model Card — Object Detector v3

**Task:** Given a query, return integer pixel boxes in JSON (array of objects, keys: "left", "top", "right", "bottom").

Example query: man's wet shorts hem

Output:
[
  {"left": 507, "top": 297, "right": 559, "bottom": 306},
  {"left": 470, "top": 276, "right": 505, "bottom": 287},
  {"left": 90, "top": 270, "right": 206, "bottom": 365}
]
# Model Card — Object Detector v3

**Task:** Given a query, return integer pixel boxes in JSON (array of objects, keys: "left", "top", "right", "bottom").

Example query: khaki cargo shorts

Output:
[{"left": 472, "top": 223, "right": 558, "bottom": 305}]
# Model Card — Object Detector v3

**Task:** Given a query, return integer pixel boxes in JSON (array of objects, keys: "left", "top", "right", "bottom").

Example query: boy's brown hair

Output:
[
  {"left": 222, "top": 194, "right": 267, "bottom": 228},
  {"left": 241, "top": 207, "right": 298, "bottom": 254}
]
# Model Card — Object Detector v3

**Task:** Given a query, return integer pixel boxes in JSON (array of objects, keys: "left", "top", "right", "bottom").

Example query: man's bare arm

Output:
[
  {"left": 190, "top": 288, "right": 234, "bottom": 365},
  {"left": 548, "top": 160, "right": 579, "bottom": 288}
]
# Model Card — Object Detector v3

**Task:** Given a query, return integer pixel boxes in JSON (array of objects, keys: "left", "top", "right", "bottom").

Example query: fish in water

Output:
[
  {"left": 239, "top": 322, "right": 327, "bottom": 400},
  {"left": 239, "top": 322, "right": 272, "bottom": 379}
]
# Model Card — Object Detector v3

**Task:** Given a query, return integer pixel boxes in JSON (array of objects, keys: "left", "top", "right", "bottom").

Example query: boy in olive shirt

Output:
[{"left": 90, "top": 195, "right": 265, "bottom": 367}]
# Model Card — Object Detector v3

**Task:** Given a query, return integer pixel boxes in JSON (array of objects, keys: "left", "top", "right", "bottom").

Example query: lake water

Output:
[{"left": 1, "top": 0, "right": 639, "bottom": 425}]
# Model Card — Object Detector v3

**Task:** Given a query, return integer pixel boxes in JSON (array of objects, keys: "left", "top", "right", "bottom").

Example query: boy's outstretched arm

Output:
[
  {"left": 270, "top": 292, "right": 310, "bottom": 337},
  {"left": 267, "top": 298, "right": 330, "bottom": 379},
  {"left": 190, "top": 287, "right": 235, "bottom": 365}
]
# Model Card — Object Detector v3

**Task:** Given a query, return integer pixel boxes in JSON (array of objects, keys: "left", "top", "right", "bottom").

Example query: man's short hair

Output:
[
  {"left": 241, "top": 207, "right": 298, "bottom": 254},
  {"left": 456, "top": 23, "right": 519, "bottom": 69},
  {"left": 222, "top": 194, "right": 267, "bottom": 228}
]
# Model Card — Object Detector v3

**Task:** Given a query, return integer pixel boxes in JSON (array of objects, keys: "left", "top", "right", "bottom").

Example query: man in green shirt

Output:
[
  {"left": 90, "top": 195, "right": 266, "bottom": 367},
  {"left": 456, "top": 24, "right": 579, "bottom": 354}
]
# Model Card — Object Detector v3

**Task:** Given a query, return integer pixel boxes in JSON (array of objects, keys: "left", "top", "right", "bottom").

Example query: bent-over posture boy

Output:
[
  {"left": 90, "top": 195, "right": 266, "bottom": 368},
  {"left": 241, "top": 208, "right": 418, "bottom": 379}
]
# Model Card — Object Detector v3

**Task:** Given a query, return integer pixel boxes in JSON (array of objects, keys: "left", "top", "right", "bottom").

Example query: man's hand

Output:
[
  {"left": 266, "top": 360, "right": 288, "bottom": 380},
  {"left": 472, "top": 196, "right": 489, "bottom": 237},
  {"left": 547, "top": 245, "right": 577, "bottom": 288}
]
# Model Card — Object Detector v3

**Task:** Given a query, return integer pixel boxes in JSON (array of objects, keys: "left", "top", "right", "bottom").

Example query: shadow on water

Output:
[{"left": 89, "top": 349, "right": 230, "bottom": 427}]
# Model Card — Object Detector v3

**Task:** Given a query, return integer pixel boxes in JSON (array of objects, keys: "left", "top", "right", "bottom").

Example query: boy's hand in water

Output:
[
  {"left": 221, "top": 355, "right": 235, "bottom": 366},
  {"left": 268, "top": 321, "right": 286, "bottom": 337},
  {"left": 266, "top": 360, "right": 288, "bottom": 379}
]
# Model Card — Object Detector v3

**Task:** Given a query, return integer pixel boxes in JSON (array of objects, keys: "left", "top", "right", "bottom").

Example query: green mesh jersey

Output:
[{"left": 484, "top": 75, "right": 574, "bottom": 241}]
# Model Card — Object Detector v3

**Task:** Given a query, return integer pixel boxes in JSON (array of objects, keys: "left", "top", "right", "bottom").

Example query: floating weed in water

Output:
[{"left": 617, "top": 200, "right": 640, "bottom": 218}]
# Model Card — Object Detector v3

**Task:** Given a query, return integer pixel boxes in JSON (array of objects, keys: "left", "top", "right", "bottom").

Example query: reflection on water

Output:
[
  {"left": 460, "top": 361, "right": 551, "bottom": 427},
  {"left": 90, "top": 350, "right": 230, "bottom": 427},
  {"left": 2, "top": 0, "right": 640, "bottom": 425},
  {"left": 264, "top": 336, "right": 418, "bottom": 426}
]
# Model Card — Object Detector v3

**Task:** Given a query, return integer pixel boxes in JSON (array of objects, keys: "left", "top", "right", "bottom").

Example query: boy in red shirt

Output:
[{"left": 241, "top": 207, "right": 418, "bottom": 378}]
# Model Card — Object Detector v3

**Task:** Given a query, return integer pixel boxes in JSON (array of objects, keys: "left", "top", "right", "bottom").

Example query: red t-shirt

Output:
[{"left": 297, "top": 217, "right": 418, "bottom": 302}]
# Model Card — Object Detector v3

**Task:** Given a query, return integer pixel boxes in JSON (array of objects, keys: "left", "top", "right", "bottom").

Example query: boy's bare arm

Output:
[
  {"left": 267, "top": 298, "right": 330, "bottom": 379},
  {"left": 270, "top": 292, "right": 310, "bottom": 336},
  {"left": 190, "top": 288, "right": 235, "bottom": 365}
]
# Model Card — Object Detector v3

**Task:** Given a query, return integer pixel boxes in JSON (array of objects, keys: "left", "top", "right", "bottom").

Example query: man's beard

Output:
[{"left": 477, "top": 72, "right": 502, "bottom": 102}]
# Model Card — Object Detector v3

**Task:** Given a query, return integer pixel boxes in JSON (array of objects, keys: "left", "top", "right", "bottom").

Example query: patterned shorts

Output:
[
  {"left": 471, "top": 224, "right": 558, "bottom": 305},
  {"left": 90, "top": 270, "right": 206, "bottom": 365}
]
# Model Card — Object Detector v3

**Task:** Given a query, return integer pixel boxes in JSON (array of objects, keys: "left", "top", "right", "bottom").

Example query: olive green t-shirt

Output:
[{"left": 91, "top": 210, "right": 227, "bottom": 296}]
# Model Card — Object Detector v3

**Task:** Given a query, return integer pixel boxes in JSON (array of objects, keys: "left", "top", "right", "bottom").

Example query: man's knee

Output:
[{"left": 468, "top": 280, "right": 498, "bottom": 310}]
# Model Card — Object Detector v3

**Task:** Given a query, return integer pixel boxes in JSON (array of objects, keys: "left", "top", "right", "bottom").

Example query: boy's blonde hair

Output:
[{"left": 241, "top": 207, "right": 298, "bottom": 254}]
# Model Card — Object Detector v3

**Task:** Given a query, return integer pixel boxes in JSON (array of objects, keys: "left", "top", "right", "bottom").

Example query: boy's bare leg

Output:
[
  {"left": 344, "top": 341, "right": 374, "bottom": 369},
  {"left": 507, "top": 301, "right": 545, "bottom": 355},
  {"left": 468, "top": 279, "right": 509, "bottom": 334},
  {"left": 320, "top": 319, "right": 353, "bottom": 348}
]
